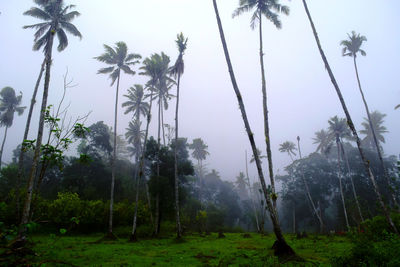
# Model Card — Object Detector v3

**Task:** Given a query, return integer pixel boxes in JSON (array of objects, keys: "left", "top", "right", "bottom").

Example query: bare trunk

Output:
[
  {"left": 245, "top": 151, "right": 260, "bottom": 232},
  {"left": 259, "top": 12, "right": 277, "bottom": 211},
  {"left": 0, "top": 127, "right": 8, "bottom": 169},
  {"left": 161, "top": 100, "right": 166, "bottom": 146},
  {"left": 353, "top": 57, "right": 399, "bottom": 210},
  {"left": 108, "top": 71, "right": 121, "bottom": 235},
  {"left": 213, "top": 0, "right": 294, "bottom": 256},
  {"left": 302, "top": 0, "right": 398, "bottom": 234},
  {"left": 336, "top": 140, "right": 350, "bottom": 230},
  {"left": 154, "top": 96, "right": 161, "bottom": 236},
  {"left": 174, "top": 74, "right": 182, "bottom": 239},
  {"left": 293, "top": 205, "right": 296, "bottom": 234}
]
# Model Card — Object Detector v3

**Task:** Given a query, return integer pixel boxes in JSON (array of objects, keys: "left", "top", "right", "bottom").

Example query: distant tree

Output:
[
  {"left": 359, "top": 111, "right": 387, "bottom": 151},
  {"left": 279, "top": 141, "right": 297, "bottom": 162},
  {"left": 233, "top": 0, "right": 289, "bottom": 211},
  {"left": 170, "top": 32, "right": 188, "bottom": 239},
  {"left": 235, "top": 172, "right": 248, "bottom": 200},
  {"left": 249, "top": 148, "right": 267, "bottom": 164},
  {"left": 95, "top": 41, "right": 141, "bottom": 237},
  {"left": 312, "top": 129, "right": 333, "bottom": 155},
  {"left": 0, "top": 87, "right": 26, "bottom": 169},
  {"left": 213, "top": 0, "right": 294, "bottom": 256},
  {"left": 301, "top": 0, "right": 398, "bottom": 234},
  {"left": 189, "top": 138, "right": 209, "bottom": 203}
]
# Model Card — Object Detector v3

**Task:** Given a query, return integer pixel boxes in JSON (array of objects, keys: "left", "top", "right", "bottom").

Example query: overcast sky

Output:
[{"left": 0, "top": 0, "right": 399, "bottom": 183}]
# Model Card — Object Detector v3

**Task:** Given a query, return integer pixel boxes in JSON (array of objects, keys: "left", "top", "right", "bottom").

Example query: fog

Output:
[{"left": 0, "top": 0, "right": 399, "bottom": 182}]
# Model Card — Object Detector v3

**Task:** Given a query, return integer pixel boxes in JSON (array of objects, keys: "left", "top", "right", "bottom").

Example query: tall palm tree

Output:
[
  {"left": 359, "top": 111, "right": 387, "bottom": 150},
  {"left": 278, "top": 141, "right": 297, "bottom": 162},
  {"left": 301, "top": 0, "right": 398, "bottom": 234},
  {"left": 213, "top": 0, "right": 295, "bottom": 256},
  {"left": 19, "top": 0, "right": 82, "bottom": 238},
  {"left": 328, "top": 116, "right": 351, "bottom": 230},
  {"left": 341, "top": 34, "right": 398, "bottom": 210},
  {"left": 170, "top": 32, "right": 188, "bottom": 239},
  {"left": 95, "top": 41, "right": 141, "bottom": 237},
  {"left": 0, "top": 87, "right": 26, "bottom": 169},
  {"left": 233, "top": 0, "right": 289, "bottom": 210},
  {"left": 189, "top": 138, "right": 209, "bottom": 204},
  {"left": 312, "top": 129, "right": 333, "bottom": 155}
]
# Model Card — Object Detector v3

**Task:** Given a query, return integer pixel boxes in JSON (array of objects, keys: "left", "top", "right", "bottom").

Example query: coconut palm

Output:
[
  {"left": 359, "top": 111, "right": 387, "bottom": 150},
  {"left": 95, "top": 41, "right": 141, "bottom": 237},
  {"left": 312, "top": 129, "right": 333, "bottom": 155},
  {"left": 189, "top": 138, "right": 209, "bottom": 203},
  {"left": 233, "top": 0, "right": 289, "bottom": 210},
  {"left": 328, "top": 116, "right": 351, "bottom": 230},
  {"left": 122, "top": 85, "right": 149, "bottom": 123},
  {"left": 279, "top": 141, "right": 297, "bottom": 162},
  {"left": 0, "top": 87, "right": 26, "bottom": 169},
  {"left": 170, "top": 32, "right": 188, "bottom": 239},
  {"left": 301, "top": 0, "right": 398, "bottom": 234},
  {"left": 249, "top": 148, "right": 267, "bottom": 164},
  {"left": 213, "top": 0, "right": 295, "bottom": 256},
  {"left": 19, "top": 0, "right": 82, "bottom": 237}
]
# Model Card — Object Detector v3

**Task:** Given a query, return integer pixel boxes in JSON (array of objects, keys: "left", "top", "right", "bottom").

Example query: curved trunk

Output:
[
  {"left": 259, "top": 11, "right": 277, "bottom": 210},
  {"left": 108, "top": 71, "right": 121, "bottom": 235},
  {"left": 245, "top": 150, "right": 260, "bottom": 232},
  {"left": 340, "top": 141, "right": 364, "bottom": 222},
  {"left": 0, "top": 126, "right": 9, "bottom": 169},
  {"left": 174, "top": 73, "right": 182, "bottom": 239},
  {"left": 336, "top": 140, "right": 350, "bottom": 230},
  {"left": 302, "top": 0, "right": 398, "bottom": 234},
  {"left": 353, "top": 57, "right": 399, "bottom": 210},
  {"left": 19, "top": 31, "right": 55, "bottom": 238},
  {"left": 213, "top": 0, "right": 295, "bottom": 256}
]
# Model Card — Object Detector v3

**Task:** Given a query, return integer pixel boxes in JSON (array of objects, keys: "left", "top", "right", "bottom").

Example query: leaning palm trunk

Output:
[
  {"left": 302, "top": 0, "right": 398, "bottom": 234},
  {"left": 258, "top": 11, "right": 277, "bottom": 210},
  {"left": 108, "top": 71, "right": 121, "bottom": 236},
  {"left": 130, "top": 91, "right": 155, "bottom": 241},
  {"left": 213, "top": 0, "right": 294, "bottom": 256},
  {"left": 336, "top": 140, "right": 350, "bottom": 230},
  {"left": 297, "top": 137, "right": 324, "bottom": 233},
  {"left": 174, "top": 73, "right": 182, "bottom": 239},
  {"left": 340, "top": 141, "right": 364, "bottom": 222},
  {"left": 0, "top": 127, "right": 9, "bottom": 169},
  {"left": 353, "top": 57, "right": 399, "bottom": 210},
  {"left": 19, "top": 32, "right": 55, "bottom": 239},
  {"left": 245, "top": 151, "right": 260, "bottom": 232},
  {"left": 15, "top": 59, "right": 46, "bottom": 220}
]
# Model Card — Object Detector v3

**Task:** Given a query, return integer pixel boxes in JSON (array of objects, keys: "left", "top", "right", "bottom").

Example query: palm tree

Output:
[
  {"left": 312, "top": 129, "right": 333, "bottom": 155},
  {"left": 359, "top": 111, "right": 387, "bottom": 150},
  {"left": 0, "top": 87, "right": 26, "bottom": 169},
  {"left": 278, "top": 141, "right": 297, "bottom": 162},
  {"left": 19, "top": 0, "right": 82, "bottom": 238},
  {"left": 328, "top": 116, "right": 351, "bottom": 230},
  {"left": 301, "top": 0, "right": 398, "bottom": 234},
  {"left": 170, "top": 32, "right": 188, "bottom": 239},
  {"left": 249, "top": 148, "right": 267, "bottom": 164},
  {"left": 245, "top": 150, "right": 260, "bottom": 232},
  {"left": 189, "top": 138, "right": 209, "bottom": 204},
  {"left": 95, "top": 41, "right": 141, "bottom": 237},
  {"left": 233, "top": 0, "right": 289, "bottom": 210},
  {"left": 213, "top": 0, "right": 295, "bottom": 256}
]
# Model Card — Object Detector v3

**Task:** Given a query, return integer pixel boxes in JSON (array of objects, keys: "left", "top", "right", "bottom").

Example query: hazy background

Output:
[{"left": 0, "top": 0, "right": 399, "bottom": 182}]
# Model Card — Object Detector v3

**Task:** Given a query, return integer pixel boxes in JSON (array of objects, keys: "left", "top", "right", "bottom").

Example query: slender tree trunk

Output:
[
  {"left": 245, "top": 151, "right": 260, "bottom": 232},
  {"left": 353, "top": 57, "right": 399, "bottom": 210},
  {"left": 154, "top": 96, "right": 161, "bottom": 236},
  {"left": 302, "top": 0, "right": 398, "bottom": 235},
  {"left": 19, "top": 32, "right": 55, "bottom": 239},
  {"left": 340, "top": 141, "right": 364, "bottom": 222},
  {"left": 174, "top": 73, "right": 182, "bottom": 239},
  {"left": 258, "top": 11, "right": 277, "bottom": 211},
  {"left": 336, "top": 140, "right": 350, "bottom": 230},
  {"left": 108, "top": 71, "right": 121, "bottom": 236},
  {"left": 0, "top": 126, "right": 9, "bottom": 169},
  {"left": 293, "top": 205, "right": 296, "bottom": 234},
  {"left": 161, "top": 101, "right": 166, "bottom": 146},
  {"left": 297, "top": 137, "right": 324, "bottom": 232},
  {"left": 213, "top": 0, "right": 295, "bottom": 256}
]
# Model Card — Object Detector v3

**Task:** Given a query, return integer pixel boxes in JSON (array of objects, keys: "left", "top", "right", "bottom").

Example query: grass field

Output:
[{"left": 1, "top": 232, "right": 352, "bottom": 266}]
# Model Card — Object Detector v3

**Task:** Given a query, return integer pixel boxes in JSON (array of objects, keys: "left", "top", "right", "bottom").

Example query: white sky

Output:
[{"left": 0, "top": 0, "right": 399, "bottom": 182}]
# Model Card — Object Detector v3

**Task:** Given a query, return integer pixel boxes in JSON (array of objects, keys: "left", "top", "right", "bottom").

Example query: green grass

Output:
[{"left": 4, "top": 232, "right": 352, "bottom": 266}]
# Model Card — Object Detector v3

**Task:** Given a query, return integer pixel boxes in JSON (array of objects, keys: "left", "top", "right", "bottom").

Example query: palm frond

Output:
[
  {"left": 59, "top": 21, "right": 82, "bottom": 39},
  {"left": 110, "top": 69, "right": 120, "bottom": 86},
  {"left": 23, "top": 7, "right": 51, "bottom": 21},
  {"left": 97, "top": 66, "right": 114, "bottom": 74},
  {"left": 120, "top": 65, "right": 135, "bottom": 75},
  {"left": 56, "top": 28, "right": 68, "bottom": 51}
]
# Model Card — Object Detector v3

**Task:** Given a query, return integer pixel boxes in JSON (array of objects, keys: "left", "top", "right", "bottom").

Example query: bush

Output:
[{"left": 48, "top": 192, "right": 82, "bottom": 226}]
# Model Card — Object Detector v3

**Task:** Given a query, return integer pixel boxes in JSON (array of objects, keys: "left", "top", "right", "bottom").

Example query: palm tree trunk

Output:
[
  {"left": 154, "top": 96, "right": 161, "bottom": 236},
  {"left": 0, "top": 126, "right": 9, "bottom": 169},
  {"left": 340, "top": 141, "right": 364, "bottom": 222},
  {"left": 258, "top": 11, "right": 277, "bottom": 211},
  {"left": 108, "top": 71, "right": 121, "bottom": 236},
  {"left": 293, "top": 205, "right": 296, "bottom": 234},
  {"left": 161, "top": 101, "right": 166, "bottom": 146},
  {"left": 174, "top": 73, "right": 182, "bottom": 239},
  {"left": 353, "top": 57, "right": 399, "bottom": 210},
  {"left": 19, "top": 32, "right": 55, "bottom": 239},
  {"left": 336, "top": 140, "right": 350, "bottom": 230},
  {"left": 245, "top": 150, "right": 260, "bottom": 232},
  {"left": 297, "top": 137, "right": 324, "bottom": 232},
  {"left": 15, "top": 58, "right": 46, "bottom": 221},
  {"left": 213, "top": 0, "right": 294, "bottom": 256},
  {"left": 302, "top": 0, "right": 398, "bottom": 234}
]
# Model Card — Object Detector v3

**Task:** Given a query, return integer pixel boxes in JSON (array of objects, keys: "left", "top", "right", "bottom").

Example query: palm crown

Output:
[
  {"left": 328, "top": 116, "right": 351, "bottom": 143},
  {"left": 0, "top": 87, "right": 26, "bottom": 127},
  {"left": 170, "top": 33, "right": 188, "bottom": 78},
  {"left": 95, "top": 41, "right": 141, "bottom": 86},
  {"left": 23, "top": 0, "right": 82, "bottom": 53},
  {"left": 279, "top": 141, "right": 297, "bottom": 157},
  {"left": 312, "top": 129, "right": 333, "bottom": 154},
  {"left": 122, "top": 84, "right": 149, "bottom": 119},
  {"left": 360, "top": 111, "right": 388, "bottom": 148},
  {"left": 188, "top": 138, "right": 209, "bottom": 161},
  {"left": 232, "top": 0, "right": 289, "bottom": 29},
  {"left": 340, "top": 31, "right": 367, "bottom": 58}
]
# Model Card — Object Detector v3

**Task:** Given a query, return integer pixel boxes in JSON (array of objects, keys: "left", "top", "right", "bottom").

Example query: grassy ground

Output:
[{"left": 2, "top": 232, "right": 352, "bottom": 266}]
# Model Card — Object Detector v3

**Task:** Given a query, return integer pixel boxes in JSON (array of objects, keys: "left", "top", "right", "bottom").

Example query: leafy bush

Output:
[{"left": 48, "top": 192, "right": 82, "bottom": 226}]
